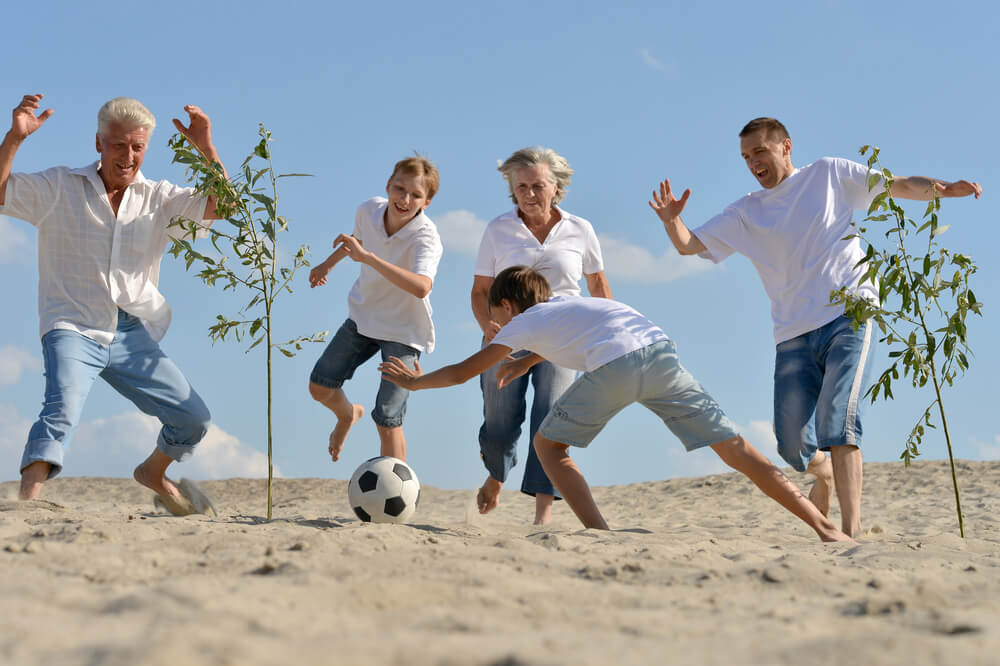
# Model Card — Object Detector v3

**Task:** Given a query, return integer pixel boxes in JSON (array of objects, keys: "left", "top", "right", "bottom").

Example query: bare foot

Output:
[
  {"left": 534, "top": 493, "right": 554, "bottom": 525},
  {"left": 133, "top": 460, "right": 181, "bottom": 499},
  {"left": 820, "top": 528, "right": 856, "bottom": 543},
  {"left": 19, "top": 461, "right": 52, "bottom": 500},
  {"left": 806, "top": 450, "right": 835, "bottom": 517},
  {"left": 329, "top": 404, "right": 364, "bottom": 461}
]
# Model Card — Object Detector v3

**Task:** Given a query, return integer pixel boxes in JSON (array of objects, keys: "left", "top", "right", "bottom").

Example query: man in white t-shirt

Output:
[
  {"left": 649, "top": 117, "right": 982, "bottom": 537},
  {"left": 0, "top": 93, "right": 226, "bottom": 512},
  {"left": 379, "top": 266, "right": 852, "bottom": 542}
]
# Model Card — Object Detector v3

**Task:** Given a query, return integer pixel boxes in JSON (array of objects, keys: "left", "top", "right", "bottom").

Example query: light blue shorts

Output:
[{"left": 538, "top": 340, "right": 739, "bottom": 450}]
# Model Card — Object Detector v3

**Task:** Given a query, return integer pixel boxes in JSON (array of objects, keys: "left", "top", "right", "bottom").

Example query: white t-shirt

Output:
[
  {"left": 0, "top": 162, "right": 207, "bottom": 344},
  {"left": 491, "top": 296, "right": 669, "bottom": 372},
  {"left": 346, "top": 197, "right": 442, "bottom": 353},
  {"left": 474, "top": 206, "right": 604, "bottom": 297},
  {"left": 693, "top": 157, "right": 883, "bottom": 344}
]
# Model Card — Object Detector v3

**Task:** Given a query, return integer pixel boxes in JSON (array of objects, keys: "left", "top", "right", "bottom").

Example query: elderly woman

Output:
[{"left": 471, "top": 146, "right": 612, "bottom": 524}]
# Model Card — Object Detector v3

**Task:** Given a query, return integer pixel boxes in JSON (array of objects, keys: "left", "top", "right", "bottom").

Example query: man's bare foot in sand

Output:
[
  {"left": 807, "top": 449, "right": 835, "bottom": 517},
  {"left": 19, "top": 461, "right": 51, "bottom": 500},
  {"left": 133, "top": 449, "right": 182, "bottom": 499},
  {"left": 329, "top": 404, "right": 365, "bottom": 461},
  {"left": 477, "top": 477, "right": 502, "bottom": 514}
]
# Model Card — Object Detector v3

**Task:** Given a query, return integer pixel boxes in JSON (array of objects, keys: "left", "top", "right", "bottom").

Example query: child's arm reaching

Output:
[
  {"left": 308, "top": 243, "right": 351, "bottom": 288},
  {"left": 379, "top": 344, "right": 512, "bottom": 390},
  {"left": 335, "top": 233, "right": 433, "bottom": 299},
  {"left": 496, "top": 353, "right": 545, "bottom": 388}
]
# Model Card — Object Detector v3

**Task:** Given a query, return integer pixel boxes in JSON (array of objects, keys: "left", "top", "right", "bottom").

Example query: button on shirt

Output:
[{"left": 0, "top": 161, "right": 208, "bottom": 345}]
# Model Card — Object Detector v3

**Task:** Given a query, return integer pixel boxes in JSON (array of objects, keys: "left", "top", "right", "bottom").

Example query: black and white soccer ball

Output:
[{"left": 348, "top": 456, "right": 421, "bottom": 523}]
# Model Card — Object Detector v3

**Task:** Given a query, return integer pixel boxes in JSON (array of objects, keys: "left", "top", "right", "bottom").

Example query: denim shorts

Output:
[
  {"left": 539, "top": 340, "right": 740, "bottom": 450},
  {"left": 773, "top": 314, "right": 876, "bottom": 472},
  {"left": 310, "top": 319, "right": 419, "bottom": 428}
]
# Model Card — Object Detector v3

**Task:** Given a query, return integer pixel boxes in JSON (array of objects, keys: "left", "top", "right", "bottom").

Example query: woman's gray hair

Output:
[
  {"left": 498, "top": 146, "right": 574, "bottom": 205},
  {"left": 97, "top": 97, "right": 156, "bottom": 137}
]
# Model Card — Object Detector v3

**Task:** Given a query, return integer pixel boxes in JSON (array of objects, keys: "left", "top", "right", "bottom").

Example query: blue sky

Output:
[{"left": 1, "top": 0, "right": 997, "bottom": 492}]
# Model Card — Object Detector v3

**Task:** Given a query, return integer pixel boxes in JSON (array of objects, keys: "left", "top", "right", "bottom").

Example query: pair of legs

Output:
[
  {"left": 20, "top": 312, "right": 211, "bottom": 501},
  {"left": 775, "top": 315, "right": 874, "bottom": 537},
  {"left": 309, "top": 319, "right": 417, "bottom": 461},
  {"left": 478, "top": 349, "right": 576, "bottom": 525},
  {"left": 531, "top": 339, "right": 851, "bottom": 542}
]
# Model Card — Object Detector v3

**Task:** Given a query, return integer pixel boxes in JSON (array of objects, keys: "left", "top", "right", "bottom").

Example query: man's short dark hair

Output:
[
  {"left": 488, "top": 266, "right": 551, "bottom": 312},
  {"left": 739, "top": 117, "right": 790, "bottom": 142}
]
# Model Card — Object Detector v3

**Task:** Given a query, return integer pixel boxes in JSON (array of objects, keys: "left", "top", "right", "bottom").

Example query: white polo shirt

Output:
[
  {"left": 693, "top": 157, "right": 883, "bottom": 344},
  {"left": 0, "top": 162, "right": 208, "bottom": 344},
  {"left": 474, "top": 205, "right": 604, "bottom": 297},
  {"left": 491, "top": 296, "right": 668, "bottom": 372},
  {"left": 346, "top": 197, "right": 442, "bottom": 353}
]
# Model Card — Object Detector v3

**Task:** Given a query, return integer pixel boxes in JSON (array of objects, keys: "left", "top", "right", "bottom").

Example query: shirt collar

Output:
[{"left": 69, "top": 160, "right": 149, "bottom": 193}]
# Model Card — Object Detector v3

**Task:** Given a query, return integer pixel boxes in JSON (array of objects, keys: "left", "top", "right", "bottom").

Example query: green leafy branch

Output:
[
  {"left": 167, "top": 125, "right": 327, "bottom": 520},
  {"left": 832, "top": 146, "right": 982, "bottom": 537}
]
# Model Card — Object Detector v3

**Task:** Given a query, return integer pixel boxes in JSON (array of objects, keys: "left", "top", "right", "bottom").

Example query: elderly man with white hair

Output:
[{"left": 0, "top": 93, "right": 226, "bottom": 513}]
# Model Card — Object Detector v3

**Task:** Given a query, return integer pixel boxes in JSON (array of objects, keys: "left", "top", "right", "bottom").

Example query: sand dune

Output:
[{"left": 1, "top": 459, "right": 998, "bottom": 665}]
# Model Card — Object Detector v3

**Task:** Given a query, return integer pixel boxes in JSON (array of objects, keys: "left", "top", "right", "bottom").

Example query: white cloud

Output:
[
  {"left": 597, "top": 234, "right": 715, "bottom": 283},
  {"left": 0, "top": 407, "right": 276, "bottom": 481},
  {"left": 971, "top": 435, "right": 1000, "bottom": 460},
  {"left": 640, "top": 48, "right": 675, "bottom": 75},
  {"left": 0, "top": 215, "right": 32, "bottom": 263},
  {"left": 435, "top": 209, "right": 488, "bottom": 256},
  {"left": 0, "top": 346, "right": 41, "bottom": 386}
]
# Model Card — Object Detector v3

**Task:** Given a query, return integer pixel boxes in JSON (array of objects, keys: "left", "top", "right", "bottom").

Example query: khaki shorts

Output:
[{"left": 538, "top": 340, "right": 740, "bottom": 450}]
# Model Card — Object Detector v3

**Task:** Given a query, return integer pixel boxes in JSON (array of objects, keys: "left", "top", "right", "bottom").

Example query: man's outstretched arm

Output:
[
  {"left": 0, "top": 94, "right": 53, "bottom": 205},
  {"left": 889, "top": 175, "right": 982, "bottom": 201},
  {"left": 649, "top": 178, "right": 707, "bottom": 255},
  {"left": 172, "top": 105, "right": 227, "bottom": 219}
]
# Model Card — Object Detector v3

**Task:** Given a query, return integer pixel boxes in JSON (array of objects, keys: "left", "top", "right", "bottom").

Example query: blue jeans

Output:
[
  {"left": 310, "top": 319, "right": 419, "bottom": 428},
  {"left": 22, "top": 310, "right": 211, "bottom": 479},
  {"left": 774, "top": 315, "right": 876, "bottom": 472},
  {"left": 479, "top": 346, "right": 576, "bottom": 497}
]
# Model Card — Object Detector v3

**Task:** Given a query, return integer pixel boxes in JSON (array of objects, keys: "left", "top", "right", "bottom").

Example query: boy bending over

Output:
[
  {"left": 380, "top": 266, "right": 851, "bottom": 542},
  {"left": 308, "top": 156, "right": 442, "bottom": 462}
]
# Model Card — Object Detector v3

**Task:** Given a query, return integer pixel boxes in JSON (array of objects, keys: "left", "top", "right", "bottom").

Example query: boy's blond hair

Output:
[
  {"left": 488, "top": 266, "right": 551, "bottom": 312},
  {"left": 389, "top": 155, "right": 440, "bottom": 200}
]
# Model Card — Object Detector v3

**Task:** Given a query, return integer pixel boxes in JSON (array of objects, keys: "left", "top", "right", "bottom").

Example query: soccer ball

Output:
[{"left": 348, "top": 456, "right": 421, "bottom": 523}]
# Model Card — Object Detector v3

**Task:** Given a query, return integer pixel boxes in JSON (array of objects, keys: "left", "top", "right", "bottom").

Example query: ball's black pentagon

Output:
[
  {"left": 353, "top": 506, "right": 372, "bottom": 522},
  {"left": 384, "top": 496, "right": 407, "bottom": 517},
  {"left": 392, "top": 463, "right": 413, "bottom": 482},
  {"left": 358, "top": 470, "right": 379, "bottom": 492}
]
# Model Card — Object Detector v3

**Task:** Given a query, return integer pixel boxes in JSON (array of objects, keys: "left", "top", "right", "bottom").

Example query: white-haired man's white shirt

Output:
[{"left": 0, "top": 161, "right": 207, "bottom": 345}]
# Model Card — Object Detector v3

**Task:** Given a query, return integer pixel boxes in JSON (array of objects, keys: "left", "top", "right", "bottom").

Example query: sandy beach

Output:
[{"left": 1, "top": 459, "right": 998, "bottom": 666}]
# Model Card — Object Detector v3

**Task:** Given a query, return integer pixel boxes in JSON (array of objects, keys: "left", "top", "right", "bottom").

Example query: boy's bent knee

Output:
[{"left": 309, "top": 381, "right": 334, "bottom": 402}]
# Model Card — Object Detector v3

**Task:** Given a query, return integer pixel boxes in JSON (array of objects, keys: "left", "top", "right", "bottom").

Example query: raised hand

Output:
[
  {"left": 171, "top": 105, "right": 215, "bottom": 156},
  {"left": 308, "top": 263, "right": 332, "bottom": 288},
  {"left": 649, "top": 178, "right": 691, "bottom": 222},
  {"left": 11, "top": 94, "right": 53, "bottom": 140}
]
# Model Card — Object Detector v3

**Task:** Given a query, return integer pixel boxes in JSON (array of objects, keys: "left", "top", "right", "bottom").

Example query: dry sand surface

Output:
[{"left": 1, "top": 459, "right": 998, "bottom": 666}]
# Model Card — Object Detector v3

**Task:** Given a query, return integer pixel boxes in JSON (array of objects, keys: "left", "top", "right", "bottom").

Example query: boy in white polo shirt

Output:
[
  {"left": 308, "top": 156, "right": 442, "bottom": 463},
  {"left": 379, "top": 266, "right": 851, "bottom": 542}
]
